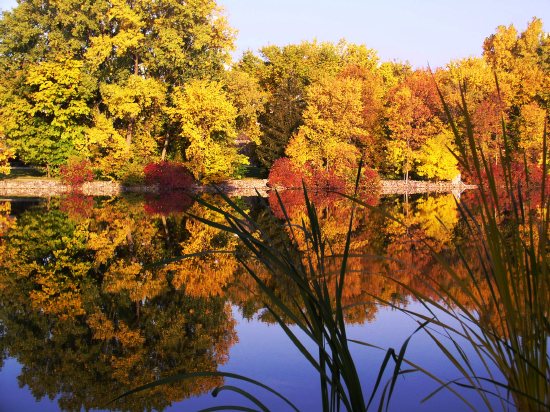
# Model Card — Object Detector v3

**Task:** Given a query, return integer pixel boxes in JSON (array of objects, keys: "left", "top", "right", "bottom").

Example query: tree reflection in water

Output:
[
  {"left": 0, "top": 189, "right": 536, "bottom": 410},
  {"left": 0, "top": 197, "right": 237, "bottom": 411}
]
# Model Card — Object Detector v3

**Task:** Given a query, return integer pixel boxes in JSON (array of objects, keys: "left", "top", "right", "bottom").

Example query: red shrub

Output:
[
  {"left": 59, "top": 158, "right": 94, "bottom": 190},
  {"left": 267, "top": 157, "right": 305, "bottom": 189},
  {"left": 308, "top": 168, "right": 347, "bottom": 191},
  {"left": 268, "top": 158, "right": 347, "bottom": 190},
  {"left": 144, "top": 162, "right": 196, "bottom": 191},
  {"left": 358, "top": 167, "right": 381, "bottom": 195}
]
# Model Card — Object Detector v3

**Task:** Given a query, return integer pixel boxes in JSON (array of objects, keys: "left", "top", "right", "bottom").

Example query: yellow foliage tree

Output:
[
  {"left": 482, "top": 18, "right": 548, "bottom": 160},
  {"left": 85, "top": 110, "right": 128, "bottom": 177},
  {"left": 170, "top": 79, "right": 247, "bottom": 182},
  {"left": 415, "top": 129, "right": 460, "bottom": 180},
  {"left": 386, "top": 86, "right": 421, "bottom": 180},
  {"left": 0, "top": 139, "right": 13, "bottom": 175},
  {"left": 518, "top": 102, "right": 547, "bottom": 164},
  {"left": 100, "top": 76, "right": 166, "bottom": 144},
  {"left": 285, "top": 75, "right": 365, "bottom": 177},
  {"left": 386, "top": 70, "right": 447, "bottom": 180},
  {"left": 224, "top": 69, "right": 267, "bottom": 145}
]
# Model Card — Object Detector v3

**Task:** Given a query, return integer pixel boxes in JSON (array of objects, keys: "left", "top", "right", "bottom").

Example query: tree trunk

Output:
[
  {"left": 161, "top": 136, "right": 170, "bottom": 161},
  {"left": 127, "top": 121, "right": 134, "bottom": 146},
  {"left": 134, "top": 53, "right": 139, "bottom": 76}
]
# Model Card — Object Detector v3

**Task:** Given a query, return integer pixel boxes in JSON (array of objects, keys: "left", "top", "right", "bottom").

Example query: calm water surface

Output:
[{"left": 0, "top": 192, "right": 503, "bottom": 411}]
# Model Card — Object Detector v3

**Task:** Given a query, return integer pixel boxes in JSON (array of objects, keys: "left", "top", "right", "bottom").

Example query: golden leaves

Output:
[
  {"left": 170, "top": 79, "right": 246, "bottom": 182},
  {"left": 286, "top": 75, "right": 366, "bottom": 176},
  {"left": 0, "top": 139, "right": 14, "bottom": 175},
  {"left": 415, "top": 130, "right": 460, "bottom": 181}
]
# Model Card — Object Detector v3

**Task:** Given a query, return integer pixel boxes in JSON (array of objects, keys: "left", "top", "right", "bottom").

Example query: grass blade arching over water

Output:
[
  {"left": 382, "top": 79, "right": 550, "bottom": 410},
  {"left": 113, "top": 79, "right": 548, "bottom": 411},
  {"left": 113, "top": 169, "right": 415, "bottom": 411}
]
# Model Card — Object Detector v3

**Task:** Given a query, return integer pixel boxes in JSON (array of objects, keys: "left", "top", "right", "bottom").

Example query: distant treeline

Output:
[{"left": 0, "top": 1, "right": 547, "bottom": 184}]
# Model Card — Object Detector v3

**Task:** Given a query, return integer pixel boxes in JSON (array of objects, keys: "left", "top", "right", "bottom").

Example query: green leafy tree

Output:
[
  {"left": 4, "top": 59, "right": 95, "bottom": 174},
  {"left": 0, "top": 0, "right": 235, "bottom": 177}
]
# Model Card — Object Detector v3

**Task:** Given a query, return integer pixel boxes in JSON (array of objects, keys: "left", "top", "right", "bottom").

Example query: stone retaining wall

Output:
[
  {"left": 380, "top": 180, "right": 476, "bottom": 195},
  {"left": 203, "top": 179, "right": 269, "bottom": 197},
  {"left": 0, "top": 178, "right": 475, "bottom": 198},
  {"left": 0, "top": 179, "right": 156, "bottom": 197},
  {"left": 261, "top": 180, "right": 475, "bottom": 196},
  {"left": 0, "top": 179, "right": 66, "bottom": 197}
]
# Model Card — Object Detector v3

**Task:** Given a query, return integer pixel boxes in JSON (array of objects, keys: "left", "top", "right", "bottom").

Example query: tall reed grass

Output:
[
  {"left": 416, "top": 81, "right": 549, "bottom": 410},
  {"left": 114, "top": 81, "right": 548, "bottom": 411},
  {"left": 347, "top": 80, "right": 549, "bottom": 410},
  {"left": 179, "top": 179, "right": 415, "bottom": 411}
]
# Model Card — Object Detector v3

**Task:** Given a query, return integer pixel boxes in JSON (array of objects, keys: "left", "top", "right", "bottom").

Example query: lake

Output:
[{"left": 0, "top": 191, "right": 522, "bottom": 411}]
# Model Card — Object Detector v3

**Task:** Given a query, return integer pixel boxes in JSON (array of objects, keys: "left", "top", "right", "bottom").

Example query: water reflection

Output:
[
  {"left": 0, "top": 190, "right": 535, "bottom": 410},
  {"left": 0, "top": 196, "right": 237, "bottom": 411}
]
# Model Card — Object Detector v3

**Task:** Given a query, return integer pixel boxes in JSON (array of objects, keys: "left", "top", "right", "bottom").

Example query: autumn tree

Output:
[
  {"left": 385, "top": 69, "right": 446, "bottom": 180},
  {"left": 0, "top": 0, "right": 235, "bottom": 177},
  {"left": 223, "top": 67, "right": 267, "bottom": 147},
  {"left": 436, "top": 20, "right": 548, "bottom": 173},
  {"left": 0, "top": 136, "right": 13, "bottom": 175},
  {"left": 415, "top": 129, "right": 460, "bottom": 180},
  {"left": 169, "top": 79, "right": 247, "bottom": 182},
  {"left": 285, "top": 75, "right": 365, "bottom": 178},
  {"left": 437, "top": 57, "right": 506, "bottom": 166},
  {"left": 482, "top": 18, "right": 548, "bottom": 163},
  {"left": 242, "top": 41, "right": 380, "bottom": 169},
  {"left": 339, "top": 64, "right": 388, "bottom": 168},
  {"left": 248, "top": 43, "right": 334, "bottom": 169}
]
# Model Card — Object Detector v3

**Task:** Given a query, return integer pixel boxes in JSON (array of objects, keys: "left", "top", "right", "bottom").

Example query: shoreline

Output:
[{"left": 0, "top": 178, "right": 475, "bottom": 198}]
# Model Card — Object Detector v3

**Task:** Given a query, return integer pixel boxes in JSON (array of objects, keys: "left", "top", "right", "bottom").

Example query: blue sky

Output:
[
  {"left": 218, "top": 0, "right": 549, "bottom": 67},
  {"left": 1, "top": 0, "right": 548, "bottom": 68}
]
